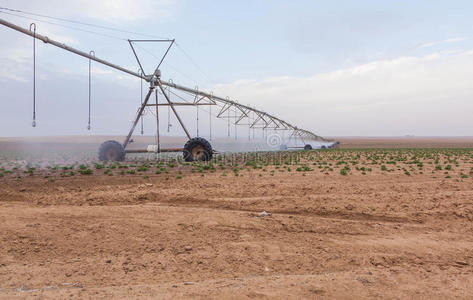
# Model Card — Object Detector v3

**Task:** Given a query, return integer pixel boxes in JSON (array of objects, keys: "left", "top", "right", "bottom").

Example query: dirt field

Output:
[
  {"left": 335, "top": 136, "right": 473, "bottom": 148},
  {"left": 1, "top": 137, "right": 473, "bottom": 299}
]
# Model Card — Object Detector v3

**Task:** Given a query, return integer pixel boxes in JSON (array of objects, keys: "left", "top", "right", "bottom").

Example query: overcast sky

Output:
[{"left": 0, "top": 0, "right": 472, "bottom": 138}]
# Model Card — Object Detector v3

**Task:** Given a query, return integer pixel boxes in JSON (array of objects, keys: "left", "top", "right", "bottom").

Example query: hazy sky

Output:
[{"left": 0, "top": 0, "right": 472, "bottom": 137}]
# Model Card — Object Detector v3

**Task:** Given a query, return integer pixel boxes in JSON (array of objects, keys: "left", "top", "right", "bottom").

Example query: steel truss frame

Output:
[{"left": 0, "top": 17, "right": 333, "bottom": 154}]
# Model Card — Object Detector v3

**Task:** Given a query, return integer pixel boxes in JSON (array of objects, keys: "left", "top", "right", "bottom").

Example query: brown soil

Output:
[
  {"left": 335, "top": 136, "right": 473, "bottom": 148},
  {"left": 0, "top": 138, "right": 472, "bottom": 299}
]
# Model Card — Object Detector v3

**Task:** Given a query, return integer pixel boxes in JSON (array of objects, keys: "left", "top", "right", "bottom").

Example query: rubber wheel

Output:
[
  {"left": 183, "top": 137, "right": 213, "bottom": 162},
  {"left": 279, "top": 144, "right": 288, "bottom": 150},
  {"left": 98, "top": 140, "right": 125, "bottom": 161},
  {"left": 321, "top": 145, "right": 327, "bottom": 149},
  {"left": 304, "top": 144, "right": 313, "bottom": 150}
]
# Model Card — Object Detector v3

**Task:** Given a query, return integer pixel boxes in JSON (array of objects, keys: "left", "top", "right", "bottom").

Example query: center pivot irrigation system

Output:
[{"left": 0, "top": 17, "right": 338, "bottom": 162}]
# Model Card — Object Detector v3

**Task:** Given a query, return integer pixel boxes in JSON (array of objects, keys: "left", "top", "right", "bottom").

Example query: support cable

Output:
[
  {"left": 30, "top": 23, "right": 36, "bottom": 127},
  {"left": 132, "top": 43, "right": 205, "bottom": 89},
  {"left": 251, "top": 111, "right": 254, "bottom": 140},
  {"left": 0, "top": 16, "right": 329, "bottom": 143},
  {"left": 155, "top": 89, "right": 160, "bottom": 152},
  {"left": 167, "top": 102, "right": 171, "bottom": 132},
  {"left": 162, "top": 87, "right": 245, "bottom": 140},
  {"left": 248, "top": 111, "right": 251, "bottom": 141},
  {"left": 167, "top": 81, "right": 172, "bottom": 132},
  {"left": 234, "top": 104, "right": 237, "bottom": 140},
  {"left": 0, "top": 6, "right": 169, "bottom": 39},
  {"left": 87, "top": 50, "right": 94, "bottom": 130},
  {"left": 1, "top": 10, "right": 124, "bottom": 40},
  {"left": 195, "top": 86, "right": 199, "bottom": 137},
  {"left": 209, "top": 92, "right": 212, "bottom": 141},
  {"left": 174, "top": 42, "right": 215, "bottom": 84},
  {"left": 139, "top": 69, "right": 144, "bottom": 135}
]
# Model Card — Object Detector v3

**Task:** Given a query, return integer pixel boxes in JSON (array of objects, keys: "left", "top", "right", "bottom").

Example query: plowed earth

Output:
[{"left": 0, "top": 140, "right": 473, "bottom": 299}]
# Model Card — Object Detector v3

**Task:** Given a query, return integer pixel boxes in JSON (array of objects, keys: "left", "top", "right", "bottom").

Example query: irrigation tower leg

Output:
[
  {"left": 155, "top": 90, "right": 160, "bottom": 152},
  {"left": 123, "top": 86, "right": 155, "bottom": 148},
  {"left": 157, "top": 82, "right": 191, "bottom": 140}
]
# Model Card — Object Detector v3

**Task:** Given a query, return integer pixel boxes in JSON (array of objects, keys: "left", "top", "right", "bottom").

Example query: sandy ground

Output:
[
  {"left": 0, "top": 137, "right": 472, "bottom": 299},
  {"left": 334, "top": 136, "right": 473, "bottom": 148}
]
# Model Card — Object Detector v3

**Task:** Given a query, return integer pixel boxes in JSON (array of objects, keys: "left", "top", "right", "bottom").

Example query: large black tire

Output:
[
  {"left": 279, "top": 144, "right": 288, "bottom": 150},
  {"left": 98, "top": 140, "right": 125, "bottom": 161},
  {"left": 183, "top": 137, "right": 212, "bottom": 162},
  {"left": 304, "top": 144, "right": 312, "bottom": 150}
]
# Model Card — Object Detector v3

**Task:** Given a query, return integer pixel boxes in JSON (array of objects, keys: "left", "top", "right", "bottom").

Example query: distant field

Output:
[
  {"left": 335, "top": 136, "right": 473, "bottom": 148},
  {"left": 0, "top": 135, "right": 472, "bottom": 156},
  {"left": 0, "top": 135, "right": 472, "bottom": 168}
]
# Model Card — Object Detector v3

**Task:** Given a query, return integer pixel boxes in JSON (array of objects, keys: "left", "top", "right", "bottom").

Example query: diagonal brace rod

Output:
[
  {"left": 157, "top": 81, "right": 191, "bottom": 140},
  {"left": 123, "top": 86, "right": 155, "bottom": 148}
]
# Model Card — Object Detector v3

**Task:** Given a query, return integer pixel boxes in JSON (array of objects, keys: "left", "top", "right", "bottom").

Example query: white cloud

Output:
[
  {"left": 418, "top": 42, "right": 436, "bottom": 48},
  {"left": 79, "top": 66, "right": 113, "bottom": 75},
  {"left": 444, "top": 37, "right": 468, "bottom": 43},
  {"left": 69, "top": 0, "right": 177, "bottom": 22},
  {"left": 417, "top": 37, "right": 468, "bottom": 48},
  {"left": 1, "top": 0, "right": 178, "bottom": 22},
  {"left": 0, "top": 0, "right": 178, "bottom": 83},
  {"left": 211, "top": 50, "right": 473, "bottom": 136}
]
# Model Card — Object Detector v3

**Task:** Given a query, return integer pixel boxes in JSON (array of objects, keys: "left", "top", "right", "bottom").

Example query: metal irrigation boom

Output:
[{"left": 0, "top": 17, "right": 336, "bottom": 161}]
